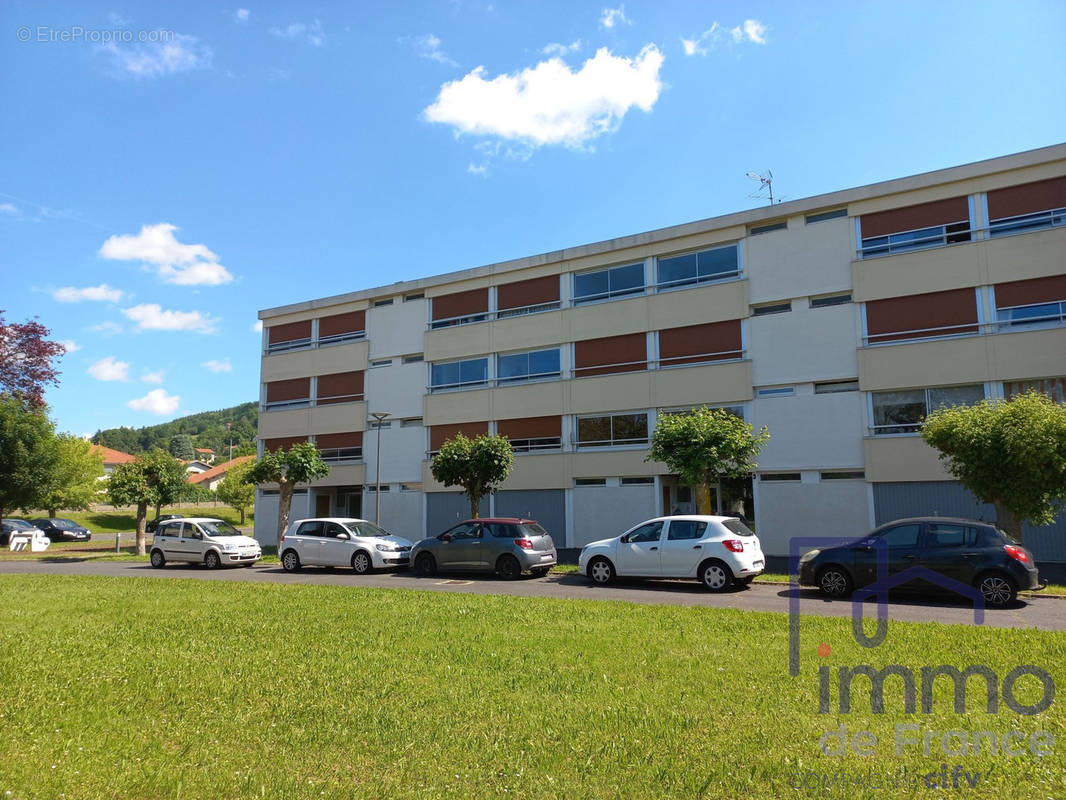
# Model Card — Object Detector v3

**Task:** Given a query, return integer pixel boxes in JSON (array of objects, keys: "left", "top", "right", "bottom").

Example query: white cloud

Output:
[
  {"left": 467, "top": 163, "right": 489, "bottom": 177},
  {"left": 60, "top": 339, "right": 81, "bottom": 353},
  {"left": 252, "top": 320, "right": 263, "bottom": 333},
  {"left": 122, "top": 304, "right": 219, "bottom": 334},
  {"left": 90, "top": 321, "right": 124, "bottom": 335},
  {"left": 599, "top": 6, "right": 631, "bottom": 29},
  {"left": 270, "top": 19, "right": 325, "bottom": 46},
  {"left": 98, "top": 34, "right": 212, "bottom": 79},
  {"left": 53, "top": 283, "right": 124, "bottom": 303},
  {"left": 88, "top": 356, "right": 130, "bottom": 382},
  {"left": 235, "top": 8, "right": 250, "bottom": 23},
  {"left": 683, "top": 19, "right": 768, "bottom": 55},
  {"left": 128, "top": 388, "right": 180, "bottom": 415},
  {"left": 98, "top": 223, "right": 233, "bottom": 286},
  {"left": 141, "top": 370, "right": 165, "bottom": 384},
  {"left": 413, "top": 33, "right": 457, "bottom": 66},
  {"left": 0, "top": 203, "right": 18, "bottom": 215},
  {"left": 424, "top": 45, "right": 664, "bottom": 150},
  {"left": 542, "top": 40, "right": 582, "bottom": 57},
  {"left": 203, "top": 358, "right": 232, "bottom": 373}
]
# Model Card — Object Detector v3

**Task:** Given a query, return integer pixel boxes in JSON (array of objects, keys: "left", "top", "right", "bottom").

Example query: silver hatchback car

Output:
[{"left": 410, "top": 518, "right": 556, "bottom": 579}]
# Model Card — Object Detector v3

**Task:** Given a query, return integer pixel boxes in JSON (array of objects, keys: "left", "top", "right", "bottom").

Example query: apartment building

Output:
[{"left": 255, "top": 143, "right": 1066, "bottom": 563}]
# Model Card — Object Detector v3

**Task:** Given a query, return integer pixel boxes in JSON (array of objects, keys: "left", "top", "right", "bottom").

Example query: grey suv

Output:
[{"left": 410, "top": 518, "right": 556, "bottom": 579}]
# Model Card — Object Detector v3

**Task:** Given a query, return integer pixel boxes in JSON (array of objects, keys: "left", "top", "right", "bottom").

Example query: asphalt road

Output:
[{"left": 2, "top": 558, "right": 1063, "bottom": 631}]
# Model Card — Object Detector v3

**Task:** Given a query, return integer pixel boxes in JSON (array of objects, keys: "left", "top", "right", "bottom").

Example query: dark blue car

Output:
[
  {"left": 31, "top": 518, "right": 92, "bottom": 542},
  {"left": 798, "top": 517, "right": 1041, "bottom": 607}
]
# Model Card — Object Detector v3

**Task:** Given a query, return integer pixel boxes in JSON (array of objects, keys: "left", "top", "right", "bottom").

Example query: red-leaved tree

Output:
[{"left": 0, "top": 311, "right": 65, "bottom": 407}]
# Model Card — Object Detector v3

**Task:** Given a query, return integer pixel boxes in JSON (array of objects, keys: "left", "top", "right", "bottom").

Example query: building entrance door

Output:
[{"left": 315, "top": 493, "right": 331, "bottom": 517}]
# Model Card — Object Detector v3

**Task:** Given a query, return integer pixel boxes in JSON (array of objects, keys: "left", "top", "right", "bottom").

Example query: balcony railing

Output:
[
  {"left": 265, "top": 330, "right": 366, "bottom": 355},
  {"left": 317, "top": 447, "right": 363, "bottom": 464},
  {"left": 988, "top": 207, "right": 1066, "bottom": 238},
  {"left": 262, "top": 392, "right": 365, "bottom": 412}
]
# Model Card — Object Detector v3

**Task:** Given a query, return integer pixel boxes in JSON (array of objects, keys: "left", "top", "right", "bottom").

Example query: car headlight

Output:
[
  {"left": 376, "top": 544, "right": 399, "bottom": 552},
  {"left": 799, "top": 549, "right": 820, "bottom": 564}
]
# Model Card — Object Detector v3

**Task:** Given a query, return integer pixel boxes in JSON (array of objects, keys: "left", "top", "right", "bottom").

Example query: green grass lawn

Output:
[
  {"left": 16, "top": 505, "right": 254, "bottom": 536},
  {"left": 0, "top": 575, "right": 1063, "bottom": 799}
]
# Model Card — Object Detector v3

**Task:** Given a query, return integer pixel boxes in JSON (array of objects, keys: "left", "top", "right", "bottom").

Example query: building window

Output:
[
  {"left": 400, "top": 417, "right": 423, "bottom": 427},
  {"left": 266, "top": 320, "right": 312, "bottom": 353},
  {"left": 401, "top": 483, "right": 423, "bottom": 492},
  {"left": 369, "top": 359, "right": 392, "bottom": 368},
  {"left": 657, "top": 321, "right": 743, "bottom": 367},
  {"left": 756, "top": 387, "right": 795, "bottom": 398},
  {"left": 576, "top": 412, "right": 649, "bottom": 448},
  {"left": 575, "top": 478, "right": 607, "bottom": 487},
  {"left": 402, "top": 354, "right": 424, "bottom": 363},
  {"left": 987, "top": 176, "right": 1066, "bottom": 237},
  {"left": 871, "top": 384, "right": 984, "bottom": 435},
  {"left": 821, "top": 470, "right": 865, "bottom": 480},
  {"left": 315, "top": 371, "right": 365, "bottom": 405},
  {"left": 859, "top": 196, "right": 971, "bottom": 257},
  {"left": 814, "top": 379, "right": 859, "bottom": 394},
  {"left": 752, "top": 301, "right": 792, "bottom": 316},
  {"left": 262, "top": 436, "right": 308, "bottom": 452},
  {"left": 496, "top": 275, "right": 561, "bottom": 318},
  {"left": 805, "top": 208, "right": 847, "bottom": 224},
  {"left": 429, "top": 422, "right": 489, "bottom": 454},
  {"left": 264, "top": 378, "right": 311, "bottom": 410},
  {"left": 749, "top": 220, "right": 787, "bottom": 235},
  {"left": 496, "top": 348, "right": 561, "bottom": 384},
  {"left": 573, "top": 263, "right": 645, "bottom": 304},
  {"left": 620, "top": 477, "right": 654, "bottom": 485},
  {"left": 810, "top": 292, "right": 851, "bottom": 308},
  {"left": 864, "top": 288, "right": 978, "bottom": 344},
  {"left": 315, "top": 432, "right": 363, "bottom": 464},
  {"left": 373, "top": 298, "right": 394, "bottom": 307},
  {"left": 430, "top": 288, "right": 489, "bottom": 329},
  {"left": 1005, "top": 377, "right": 1066, "bottom": 403},
  {"left": 317, "top": 310, "right": 366, "bottom": 347},
  {"left": 497, "top": 415, "right": 562, "bottom": 453},
  {"left": 365, "top": 484, "right": 391, "bottom": 493},
  {"left": 403, "top": 293, "right": 425, "bottom": 301},
  {"left": 994, "top": 275, "right": 1066, "bottom": 330},
  {"left": 574, "top": 333, "right": 647, "bottom": 378},
  {"left": 656, "top": 244, "right": 739, "bottom": 290},
  {"left": 430, "top": 357, "right": 489, "bottom": 392},
  {"left": 760, "top": 473, "right": 801, "bottom": 482}
]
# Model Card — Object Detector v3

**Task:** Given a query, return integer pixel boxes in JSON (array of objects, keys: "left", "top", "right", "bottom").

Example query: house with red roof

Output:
[
  {"left": 187, "top": 455, "right": 254, "bottom": 492},
  {"left": 90, "top": 445, "right": 136, "bottom": 477}
]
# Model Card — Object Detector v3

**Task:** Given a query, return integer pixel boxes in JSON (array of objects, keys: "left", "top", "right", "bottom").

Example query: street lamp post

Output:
[{"left": 369, "top": 411, "right": 391, "bottom": 524}]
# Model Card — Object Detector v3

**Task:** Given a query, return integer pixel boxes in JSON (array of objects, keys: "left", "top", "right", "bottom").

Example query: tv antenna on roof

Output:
[{"left": 746, "top": 170, "right": 777, "bottom": 205}]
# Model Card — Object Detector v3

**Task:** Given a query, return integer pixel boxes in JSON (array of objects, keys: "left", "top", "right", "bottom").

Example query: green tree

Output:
[
  {"left": 216, "top": 459, "right": 255, "bottom": 524},
  {"left": 430, "top": 433, "right": 514, "bottom": 519},
  {"left": 922, "top": 391, "right": 1066, "bottom": 543},
  {"left": 0, "top": 396, "right": 59, "bottom": 520},
  {"left": 648, "top": 407, "right": 770, "bottom": 514},
  {"left": 36, "top": 435, "right": 105, "bottom": 517},
  {"left": 247, "top": 442, "right": 330, "bottom": 542},
  {"left": 169, "top": 433, "right": 195, "bottom": 460},
  {"left": 106, "top": 450, "right": 188, "bottom": 555}
]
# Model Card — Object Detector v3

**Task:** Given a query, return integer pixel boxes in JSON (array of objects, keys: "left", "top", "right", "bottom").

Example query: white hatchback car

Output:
[
  {"left": 279, "top": 517, "right": 414, "bottom": 574},
  {"left": 150, "top": 517, "right": 262, "bottom": 569},
  {"left": 578, "top": 515, "right": 765, "bottom": 591}
]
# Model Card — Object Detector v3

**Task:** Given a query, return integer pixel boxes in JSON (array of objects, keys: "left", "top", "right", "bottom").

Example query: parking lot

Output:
[{"left": 1, "top": 557, "right": 1061, "bottom": 631}]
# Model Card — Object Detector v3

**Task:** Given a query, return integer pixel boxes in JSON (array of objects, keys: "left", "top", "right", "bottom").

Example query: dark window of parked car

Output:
[
  {"left": 668, "top": 520, "right": 707, "bottom": 540},
  {"left": 184, "top": 525, "right": 203, "bottom": 540},
  {"left": 447, "top": 523, "right": 481, "bottom": 539},
  {"left": 323, "top": 523, "right": 348, "bottom": 538},
  {"left": 722, "top": 519, "right": 756, "bottom": 537},
  {"left": 485, "top": 523, "right": 516, "bottom": 538},
  {"left": 296, "top": 521, "right": 324, "bottom": 537},
  {"left": 156, "top": 523, "right": 177, "bottom": 537},
  {"left": 926, "top": 523, "right": 979, "bottom": 548},
  {"left": 876, "top": 524, "right": 921, "bottom": 548},
  {"left": 518, "top": 523, "right": 548, "bottom": 537},
  {"left": 624, "top": 522, "right": 663, "bottom": 543}
]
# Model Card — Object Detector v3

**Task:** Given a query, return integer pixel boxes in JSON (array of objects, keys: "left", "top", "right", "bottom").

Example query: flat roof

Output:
[{"left": 260, "top": 142, "right": 1066, "bottom": 319}]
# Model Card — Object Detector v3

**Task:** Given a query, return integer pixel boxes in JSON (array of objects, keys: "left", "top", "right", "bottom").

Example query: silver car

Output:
[{"left": 410, "top": 517, "right": 556, "bottom": 580}]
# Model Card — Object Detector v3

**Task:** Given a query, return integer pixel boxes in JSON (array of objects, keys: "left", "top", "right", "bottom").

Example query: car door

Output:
[
  {"left": 615, "top": 521, "right": 665, "bottom": 576},
  {"left": 658, "top": 519, "right": 708, "bottom": 577},
  {"left": 291, "top": 520, "right": 324, "bottom": 566},
  {"left": 920, "top": 522, "right": 981, "bottom": 587},
  {"left": 851, "top": 522, "right": 923, "bottom": 588},
  {"left": 438, "top": 523, "right": 482, "bottom": 568},
  {"left": 155, "top": 522, "right": 180, "bottom": 559},
  {"left": 319, "top": 522, "right": 353, "bottom": 566},
  {"left": 179, "top": 523, "right": 207, "bottom": 563}
]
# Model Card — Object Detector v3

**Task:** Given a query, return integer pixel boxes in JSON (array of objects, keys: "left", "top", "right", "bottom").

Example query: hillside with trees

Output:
[{"left": 91, "top": 402, "right": 259, "bottom": 458}]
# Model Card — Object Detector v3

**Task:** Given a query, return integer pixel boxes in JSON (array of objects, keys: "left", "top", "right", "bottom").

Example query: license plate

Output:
[
  {"left": 540, "top": 554, "right": 554, "bottom": 561},
  {"left": 753, "top": 560, "right": 764, "bottom": 568}
]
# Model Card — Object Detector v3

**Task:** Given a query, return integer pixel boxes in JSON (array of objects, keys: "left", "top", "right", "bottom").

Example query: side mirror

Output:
[
  {"left": 440, "top": 533, "right": 453, "bottom": 542},
  {"left": 336, "top": 532, "right": 350, "bottom": 540},
  {"left": 619, "top": 533, "right": 631, "bottom": 544}
]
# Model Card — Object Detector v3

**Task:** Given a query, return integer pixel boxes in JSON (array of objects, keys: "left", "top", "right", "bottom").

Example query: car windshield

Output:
[
  {"left": 345, "top": 521, "right": 391, "bottom": 538},
  {"left": 52, "top": 519, "right": 78, "bottom": 530},
  {"left": 200, "top": 521, "right": 242, "bottom": 537},
  {"left": 4, "top": 519, "right": 33, "bottom": 529},
  {"left": 721, "top": 519, "right": 756, "bottom": 537}
]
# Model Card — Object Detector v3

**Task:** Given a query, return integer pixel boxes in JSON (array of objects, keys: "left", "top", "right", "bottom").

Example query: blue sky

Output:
[{"left": 2, "top": 0, "right": 1064, "bottom": 438}]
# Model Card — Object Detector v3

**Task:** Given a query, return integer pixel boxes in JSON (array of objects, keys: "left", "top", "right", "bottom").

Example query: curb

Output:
[{"left": 754, "top": 578, "right": 1066, "bottom": 600}]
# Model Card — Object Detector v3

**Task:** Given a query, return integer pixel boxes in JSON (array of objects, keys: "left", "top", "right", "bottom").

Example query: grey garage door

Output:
[
  {"left": 493, "top": 490, "right": 566, "bottom": 542},
  {"left": 873, "top": 482, "right": 1066, "bottom": 563},
  {"left": 426, "top": 491, "right": 489, "bottom": 535}
]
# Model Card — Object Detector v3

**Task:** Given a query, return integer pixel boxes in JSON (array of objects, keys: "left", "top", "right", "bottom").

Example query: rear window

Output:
[
  {"left": 519, "top": 524, "right": 548, "bottom": 537},
  {"left": 296, "top": 521, "right": 324, "bottom": 537},
  {"left": 722, "top": 519, "right": 755, "bottom": 537},
  {"left": 995, "top": 528, "right": 1019, "bottom": 545}
]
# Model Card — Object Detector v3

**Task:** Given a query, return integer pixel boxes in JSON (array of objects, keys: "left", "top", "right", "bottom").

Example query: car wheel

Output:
[
  {"left": 281, "top": 549, "right": 301, "bottom": 572},
  {"left": 204, "top": 550, "right": 222, "bottom": 570},
  {"left": 496, "top": 554, "right": 522, "bottom": 580},
  {"left": 414, "top": 552, "right": 436, "bottom": 576},
  {"left": 700, "top": 559, "right": 734, "bottom": 592},
  {"left": 532, "top": 568, "right": 551, "bottom": 578},
  {"left": 587, "top": 556, "right": 615, "bottom": 585},
  {"left": 351, "top": 550, "right": 372, "bottom": 575},
  {"left": 738, "top": 576, "right": 754, "bottom": 587},
  {"left": 150, "top": 549, "right": 166, "bottom": 569},
  {"left": 817, "top": 566, "right": 852, "bottom": 598},
  {"left": 976, "top": 572, "right": 1017, "bottom": 607}
]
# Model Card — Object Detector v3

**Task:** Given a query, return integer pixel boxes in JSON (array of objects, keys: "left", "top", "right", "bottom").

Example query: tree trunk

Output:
[
  {"left": 135, "top": 501, "right": 148, "bottom": 555},
  {"left": 696, "top": 483, "right": 713, "bottom": 515},
  {"left": 239, "top": 507, "right": 246, "bottom": 525},
  {"left": 277, "top": 482, "right": 294, "bottom": 545},
  {"left": 993, "top": 501, "right": 1024, "bottom": 544},
  {"left": 155, "top": 502, "right": 161, "bottom": 519},
  {"left": 469, "top": 491, "right": 480, "bottom": 519},
  {"left": 48, "top": 508, "right": 57, "bottom": 518}
]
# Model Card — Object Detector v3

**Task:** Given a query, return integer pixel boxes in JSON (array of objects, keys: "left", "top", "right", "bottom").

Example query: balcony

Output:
[
  {"left": 261, "top": 339, "right": 368, "bottom": 381},
  {"left": 258, "top": 401, "right": 368, "bottom": 439}
]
